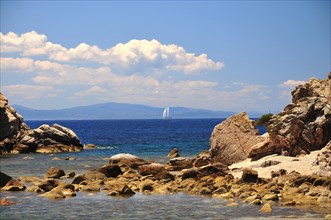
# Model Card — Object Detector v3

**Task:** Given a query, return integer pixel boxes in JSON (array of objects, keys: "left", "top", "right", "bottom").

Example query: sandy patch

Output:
[{"left": 229, "top": 150, "right": 329, "bottom": 179}]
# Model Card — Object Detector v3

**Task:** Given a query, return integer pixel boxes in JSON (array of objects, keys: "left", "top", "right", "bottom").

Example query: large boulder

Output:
[
  {"left": 209, "top": 112, "right": 264, "bottom": 165},
  {"left": 0, "top": 92, "right": 83, "bottom": 154},
  {"left": 250, "top": 73, "right": 331, "bottom": 159},
  {"left": 33, "top": 124, "right": 81, "bottom": 147}
]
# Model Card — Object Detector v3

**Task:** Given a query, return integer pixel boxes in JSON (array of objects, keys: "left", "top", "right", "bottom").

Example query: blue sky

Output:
[{"left": 1, "top": 1, "right": 330, "bottom": 113}]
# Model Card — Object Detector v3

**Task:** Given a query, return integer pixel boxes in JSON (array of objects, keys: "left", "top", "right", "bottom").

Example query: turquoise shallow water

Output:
[
  {"left": 0, "top": 190, "right": 325, "bottom": 220},
  {"left": 0, "top": 119, "right": 326, "bottom": 219}
]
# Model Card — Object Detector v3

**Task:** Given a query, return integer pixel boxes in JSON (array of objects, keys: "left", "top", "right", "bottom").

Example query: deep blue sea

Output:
[
  {"left": 28, "top": 119, "right": 228, "bottom": 158},
  {"left": 0, "top": 119, "right": 325, "bottom": 219}
]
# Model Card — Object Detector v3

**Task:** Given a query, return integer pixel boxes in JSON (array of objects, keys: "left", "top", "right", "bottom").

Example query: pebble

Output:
[
  {"left": 260, "top": 203, "right": 272, "bottom": 213},
  {"left": 226, "top": 202, "right": 239, "bottom": 207},
  {"left": 23, "top": 156, "right": 34, "bottom": 160},
  {"left": 65, "top": 157, "right": 76, "bottom": 161}
]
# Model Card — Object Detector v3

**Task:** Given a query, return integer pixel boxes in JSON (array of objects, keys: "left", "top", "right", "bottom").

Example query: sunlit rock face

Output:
[
  {"left": 250, "top": 73, "right": 331, "bottom": 159},
  {"left": 0, "top": 92, "right": 83, "bottom": 154}
]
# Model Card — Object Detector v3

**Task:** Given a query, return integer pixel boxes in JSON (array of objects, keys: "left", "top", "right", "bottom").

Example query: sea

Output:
[{"left": 0, "top": 119, "right": 326, "bottom": 219}]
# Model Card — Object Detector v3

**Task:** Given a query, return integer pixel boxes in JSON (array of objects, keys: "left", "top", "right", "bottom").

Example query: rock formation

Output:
[
  {"left": 250, "top": 73, "right": 331, "bottom": 159},
  {"left": 1, "top": 153, "right": 330, "bottom": 215},
  {"left": 167, "top": 148, "right": 180, "bottom": 158},
  {"left": 0, "top": 92, "right": 83, "bottom": 154},
  {"left": 209, "top": 112, "right": 265, "bottom": 165}
]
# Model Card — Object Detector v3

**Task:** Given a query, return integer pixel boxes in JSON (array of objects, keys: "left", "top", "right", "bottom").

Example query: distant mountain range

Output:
[{"left": 13, "top": 102, "right": 264, "bottom": 120}]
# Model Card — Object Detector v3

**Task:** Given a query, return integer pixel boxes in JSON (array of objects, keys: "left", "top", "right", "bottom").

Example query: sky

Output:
[{"left": 0, "top": 1, "right": 330, "bottom": 113}]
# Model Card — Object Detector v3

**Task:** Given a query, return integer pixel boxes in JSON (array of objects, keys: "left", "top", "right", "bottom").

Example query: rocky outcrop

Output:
[
  {"left": 209, "top": 112, "right": 264, "bottom": 165},
  {"left": 0, "top": 94, "right": 22, "bottom": 140},
  {"left": 1, "top": 152, "right": 330, "bottom": 215},
  {"left": 0, "top": 93, "right": 83, "bottom": 154},
  {"left": 250, "top": 73, "right": 331, "bottom": 159},
  {"left": 0, "top": 93, "right": 30, "bottom": 152}
]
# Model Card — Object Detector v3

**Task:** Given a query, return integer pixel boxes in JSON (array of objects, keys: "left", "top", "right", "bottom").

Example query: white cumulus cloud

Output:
[
  {"left": 279, "top": 80, "right": 305, "bottom": 88},
  {"left": 1, "top": 31, "right": 223, "bottom": 74}
]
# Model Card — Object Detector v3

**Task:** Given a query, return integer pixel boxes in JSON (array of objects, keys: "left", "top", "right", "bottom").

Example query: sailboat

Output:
[{"left": 163, "top": 107, "right": 171, "bottom": 119}]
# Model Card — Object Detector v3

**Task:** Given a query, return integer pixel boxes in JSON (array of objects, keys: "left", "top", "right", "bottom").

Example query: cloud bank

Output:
[
  {"left": 0, "top": 31, "right": 223, "bottom": 74},
  {"left": 1, "top": 31, "right": 272, "bottom": 111}
]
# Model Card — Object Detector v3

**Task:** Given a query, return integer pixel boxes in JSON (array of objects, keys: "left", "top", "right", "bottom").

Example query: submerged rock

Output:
[
  {"left": 1, "top": 179, "right": 26, "bottom": 191},
  {"left": 0, "top": 198, "right": 17, "bottom": 206},
  {"left": 40, "top": 183, "right": 76, "bottom": 199},
  {"left": 45, "top": 167, "right": 66, "bottom": 179},
  {"left": 84, "top": 144, "right": 97, "bottom": 149},
  {"left": 260, "top": 203, "right": 273, "bottom": 213},
  {"left": 105, "top": 183, "right": 135, "bottom": 197}
]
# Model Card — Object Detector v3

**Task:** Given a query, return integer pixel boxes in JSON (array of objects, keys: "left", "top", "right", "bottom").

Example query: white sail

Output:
[{"left": 163, "top": 107, "right": 170, "bottom": 119}]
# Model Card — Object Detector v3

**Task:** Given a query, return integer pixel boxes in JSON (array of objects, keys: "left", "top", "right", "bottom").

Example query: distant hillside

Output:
[{"left": 13, "top": 102, "right": 238, "bottom": 120}]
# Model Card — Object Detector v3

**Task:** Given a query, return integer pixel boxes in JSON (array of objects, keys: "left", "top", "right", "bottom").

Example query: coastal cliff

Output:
[
  {"left": 209, "top": 73, "right": 331, "bottom": 164},
  {"left": 0, "top": 93, "right": 83, "bottom": 154},
  {"left": 250, "top": 72, "right": 331, "bottom": 159}
]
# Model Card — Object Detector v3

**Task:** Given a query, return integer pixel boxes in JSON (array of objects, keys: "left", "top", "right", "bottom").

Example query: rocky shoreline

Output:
[
  {"left": 1, "top": 73, "right": 330, "bottom": 218},
  {"left": 0, "top": 150, "right": 330, "bottom": 217},
  {"left": 0, "top": 93, "right": 84, "bottom": 154}
]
